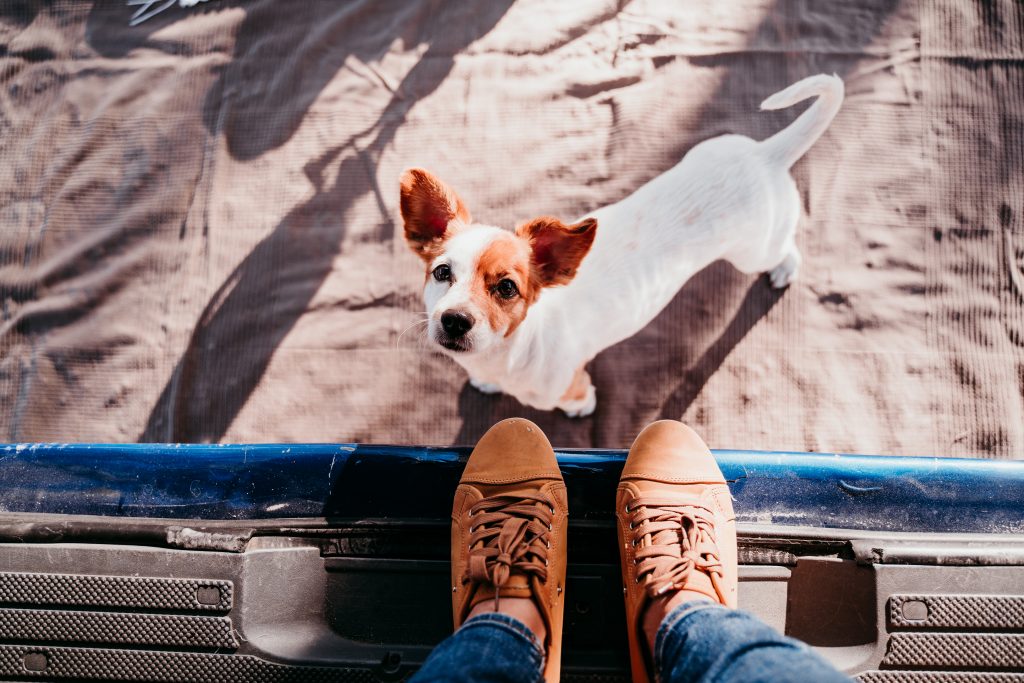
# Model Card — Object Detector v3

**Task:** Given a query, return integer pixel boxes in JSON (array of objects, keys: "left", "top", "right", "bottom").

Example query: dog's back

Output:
[{"left": 545, "top": 74, "right": 845, "bottom": 357}]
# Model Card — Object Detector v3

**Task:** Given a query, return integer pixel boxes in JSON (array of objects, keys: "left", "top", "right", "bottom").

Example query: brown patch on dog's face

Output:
[
  {"left": 470, "top": 233, "right": 538, "bottom": 337},
  {"left": 399, "top": 168, "right": 471, "bottom": 262},
  {"left": 457, "top": 217, "right": 598, "bottom": 338},
  {"left": 516, "top": 216, "right": 598, "bottom": 286}
]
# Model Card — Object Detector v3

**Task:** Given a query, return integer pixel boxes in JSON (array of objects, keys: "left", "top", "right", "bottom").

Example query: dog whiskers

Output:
[{"left": 396, "top": 318, "right": 430, "bottom": 349}]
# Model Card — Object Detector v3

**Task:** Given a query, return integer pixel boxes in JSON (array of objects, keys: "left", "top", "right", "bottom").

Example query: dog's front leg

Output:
[
  {"left": 469, "top": 377, "right": 503, "bottom": 395},
  {"left": 557, "top": 366, "right": 597, "bottom": 418}
]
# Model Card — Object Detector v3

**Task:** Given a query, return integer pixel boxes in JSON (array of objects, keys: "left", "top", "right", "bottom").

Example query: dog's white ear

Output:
[
  {"left": 516, "top": 216, "right": 598, "bottom": 287},
  {"left": 399, "top": 168, "right": 471, "bottom": 262}
]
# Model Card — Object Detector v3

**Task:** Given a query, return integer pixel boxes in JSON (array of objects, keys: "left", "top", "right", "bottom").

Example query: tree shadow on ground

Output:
[{"left": 141, "top": 0, "right": 515, "bottom": 441}]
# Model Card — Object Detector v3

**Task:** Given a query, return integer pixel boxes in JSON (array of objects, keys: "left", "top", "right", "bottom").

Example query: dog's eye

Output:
[
  {"left": 432, "top": 264, "right": 452, "bottom": 282},
  {"left": 495, "top": 278, "right": 519, "bottom": 300}
]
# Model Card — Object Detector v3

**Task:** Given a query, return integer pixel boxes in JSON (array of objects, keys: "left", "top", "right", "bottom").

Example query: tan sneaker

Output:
[
  {"left": 451, "top": 418, "right": 568, "bottom": 682},
  {"left": 616, "top": 420, "right": 737, "bottom": 682}
]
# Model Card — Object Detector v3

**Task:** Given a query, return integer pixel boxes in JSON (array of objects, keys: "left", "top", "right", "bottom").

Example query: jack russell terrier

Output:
[{"left": 399, "top": 74, "right": 843, "bottom": 417}]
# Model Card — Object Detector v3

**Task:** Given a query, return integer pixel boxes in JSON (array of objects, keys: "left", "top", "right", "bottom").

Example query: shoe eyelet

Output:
[
  {"left": 549, "top": 506, "right": 555, "bottom": 515},
  {"left": 548, "top": 524, "right": 552, "bottom": 531},
  {"left": 635, "top": 576, "right": 641, "bottom": 584},
  {"left": 628, "top": 523, "right": 634, "bottom": 530}
]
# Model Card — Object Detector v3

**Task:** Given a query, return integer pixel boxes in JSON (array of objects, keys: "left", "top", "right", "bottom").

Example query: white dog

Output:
[{"left": 399, "top": 74, "right": 843, "bottom": 417}]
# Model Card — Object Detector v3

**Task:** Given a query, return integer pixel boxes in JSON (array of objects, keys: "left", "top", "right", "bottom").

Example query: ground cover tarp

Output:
[{"left": 1, "top": 1, "right": 1022, "bottom": 456}]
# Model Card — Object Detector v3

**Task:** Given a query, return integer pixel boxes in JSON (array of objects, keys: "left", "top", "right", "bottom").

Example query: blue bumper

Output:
[{"left": 1, "top": 443, "right": 1021, "bottom": 535}]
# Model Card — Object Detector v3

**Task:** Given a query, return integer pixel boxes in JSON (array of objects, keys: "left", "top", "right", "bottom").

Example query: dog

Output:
[{"left": 399, "top": 74, "right": 843, "bottom": 417}]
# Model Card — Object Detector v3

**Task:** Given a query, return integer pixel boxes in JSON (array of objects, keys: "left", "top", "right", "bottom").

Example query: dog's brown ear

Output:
[
  {"left": 399, "top": 168, "right": 471, "bottom": 262},
  {"left": 516, "top": 216, "right": 598, "bottom": 287}
]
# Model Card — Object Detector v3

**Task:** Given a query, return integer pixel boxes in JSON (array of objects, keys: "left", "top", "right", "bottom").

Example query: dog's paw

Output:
[
  {"left": 469, "top": 378, "right": 503, "bottom": 395},
  {"left": 769, "top": 248, "right": 801, "bottom": 289},
  {"left": 559, "top": 384, "right": 597, "bottom": 418}
]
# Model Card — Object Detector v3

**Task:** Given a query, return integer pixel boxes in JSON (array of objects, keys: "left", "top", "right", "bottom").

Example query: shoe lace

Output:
[
  {"left": 465, "top": 491, "right": 554, "bottom": 610},
  {"left": 627, "top": 497, "right": 723, "bottom": 598}
]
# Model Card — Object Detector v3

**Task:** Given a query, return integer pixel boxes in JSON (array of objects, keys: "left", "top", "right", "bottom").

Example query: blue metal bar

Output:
[{"left": 0, "top": 443, "right": 1022, "bottom": 534}]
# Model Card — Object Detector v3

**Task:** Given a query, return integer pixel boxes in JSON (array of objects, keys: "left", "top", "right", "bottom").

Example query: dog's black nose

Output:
[{"left": 441, "top": 311, "right": 474, "bottom": 338}]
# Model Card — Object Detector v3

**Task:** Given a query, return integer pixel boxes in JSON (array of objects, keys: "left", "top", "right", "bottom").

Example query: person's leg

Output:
[
  {"left": 411, "top": 418, "right": 569, "bottom": 683},
  {"left": 410, "top": 612, "right": 544, "bottom": 683},
  {"left": 650, "top": 599, "right": 850, "bottom": 683},
  {"left": 617, "top": 420, "right": 851, "bottom": 683}
]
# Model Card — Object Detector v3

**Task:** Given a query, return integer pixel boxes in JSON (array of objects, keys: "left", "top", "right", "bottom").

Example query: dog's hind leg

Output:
[
  {"left": 769, "top": 244, "right": 801, "bottom": 288},
  {"left": 763, "top": 177, "right": 802, "bottom": 288}
]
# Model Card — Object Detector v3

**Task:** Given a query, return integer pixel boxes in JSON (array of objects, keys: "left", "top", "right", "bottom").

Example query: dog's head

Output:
[{"left": 400, "top": 168, "right": 597, "bottom": 355}]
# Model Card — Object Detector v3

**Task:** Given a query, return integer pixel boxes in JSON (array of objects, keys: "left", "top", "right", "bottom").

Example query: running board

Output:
[{"left": 0, "top": 443, "right": 1020, "bottom": 680}]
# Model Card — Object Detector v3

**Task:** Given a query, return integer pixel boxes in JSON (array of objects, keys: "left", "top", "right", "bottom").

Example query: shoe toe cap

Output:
[
  {"left": 461, "top": 418, "right": 562, "bottom": 484},
  {"left": 622, "top": 420, "right": 724, "bottom": 483}
]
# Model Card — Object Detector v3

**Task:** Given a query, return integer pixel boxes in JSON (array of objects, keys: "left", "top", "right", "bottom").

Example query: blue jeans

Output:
[{"left": 410, "top": 602, "right": 851, "bottom": 683}]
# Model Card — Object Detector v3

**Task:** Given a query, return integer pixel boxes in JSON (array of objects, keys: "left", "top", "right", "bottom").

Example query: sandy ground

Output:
[{"left": 1, "top": 0, "right": 1022, "bottom": 457}]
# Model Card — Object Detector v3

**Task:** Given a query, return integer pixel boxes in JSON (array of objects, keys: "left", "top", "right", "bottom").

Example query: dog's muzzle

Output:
[{"left": 438, "top": 310, "right": 474, "bottom": 351}]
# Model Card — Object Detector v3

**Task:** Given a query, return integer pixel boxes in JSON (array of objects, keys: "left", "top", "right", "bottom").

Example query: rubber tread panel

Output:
[
  {"left": 0, "top": 607, "right": 237, "bottom": 649},
  {"left": 0, "top": 572, "right": 231, "bottom": 612},
  {"left": 889, "top": 595, "right": 1024, "bottom": 630},
  {"left": 0, "top": 645, "right": 374, "bottom": 682},
  {"left": 882, "top": 633, "right": 1024, "bottom": 668},
  {"left": 859, "top": 673, "right": 1024, "bottom": 683}
]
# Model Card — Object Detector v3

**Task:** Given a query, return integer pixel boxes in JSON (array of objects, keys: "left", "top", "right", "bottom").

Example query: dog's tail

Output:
[{"left": 758, "top": 74, "right": 844, "bottom": 168}]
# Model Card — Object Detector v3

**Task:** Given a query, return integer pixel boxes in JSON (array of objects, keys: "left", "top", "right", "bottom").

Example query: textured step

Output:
[
  {"left": 0, "top": 572, "right": 232, "bottom": 612},
  {"left": 890, "top": 595, "right": 1024, "bottom": 630},
  {"left": 859, "top": 673, "right": 1024, "bottom": 683},
  {"left": 883, "top": 633, "right": 1024, "bottom": 669},
  {"left": 0, "top": 645, "right": 372, "bottom": 682},
  {"left": 0, "top": 607, "right": 237, "bottom": 649}
]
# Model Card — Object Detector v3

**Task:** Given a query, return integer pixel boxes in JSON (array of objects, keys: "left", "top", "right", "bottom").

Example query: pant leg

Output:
[
  {"left": 655, "top": 601, "right": 852, "bottom": 683},
  {"left": 410, "top": 613, "right": 545, "bottom": 683}
]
